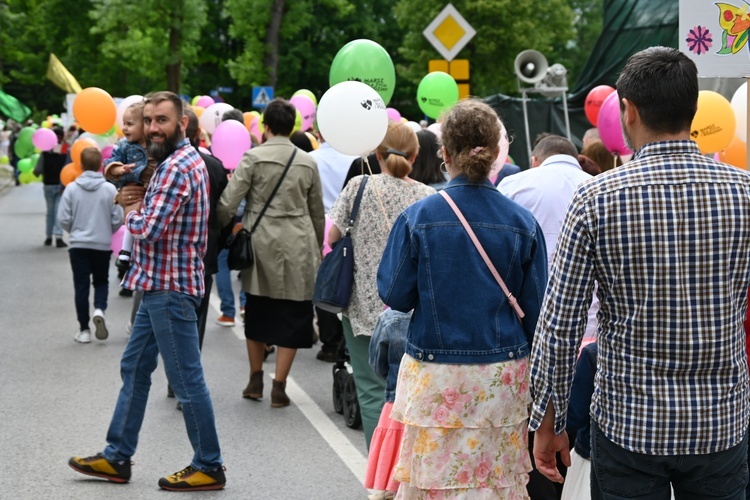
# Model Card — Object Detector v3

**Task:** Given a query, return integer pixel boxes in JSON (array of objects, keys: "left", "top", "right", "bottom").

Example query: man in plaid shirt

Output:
[
  {"left": 530, "top": 47, "right": 750, "bottom": 498},
  {"left": 69, "top": 92, "right": 225, "bottom": 491}
]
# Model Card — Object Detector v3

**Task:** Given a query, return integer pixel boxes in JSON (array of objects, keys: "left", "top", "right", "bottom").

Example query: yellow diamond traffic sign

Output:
[{"left": 423, "top": 4, "right": 476, "bottom": 61}]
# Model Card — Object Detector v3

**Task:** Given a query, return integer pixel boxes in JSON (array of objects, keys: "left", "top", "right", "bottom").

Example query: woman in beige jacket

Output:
[{"left": 218, "top": 98, "right": 325, "bottom": 407}]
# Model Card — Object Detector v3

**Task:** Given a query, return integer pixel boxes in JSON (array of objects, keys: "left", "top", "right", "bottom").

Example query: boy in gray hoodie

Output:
[{"left": 57, "top": 147, "right": 123, "bottom": 343}]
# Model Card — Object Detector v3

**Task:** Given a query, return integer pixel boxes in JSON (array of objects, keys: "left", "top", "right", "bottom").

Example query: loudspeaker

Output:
[
  {"left": 538, "top": 63, "right": 568, "bottom": 97},
  {"left": 514, "top": 50, "right": 548, "bottom": 85}
]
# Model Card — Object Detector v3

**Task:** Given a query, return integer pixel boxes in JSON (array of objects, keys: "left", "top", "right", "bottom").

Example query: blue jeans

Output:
[
  {"left": 215, "top": 249, "right": 235, "bottom": 318},
  {"left": 103, "top": 291, "right": 222, "bottom": 471},
  {"left": 591, "top": 419, "right": 748, "bottom": 499},
  {"left": 43, "top": 184, "right": 63, "bottom": 238}
]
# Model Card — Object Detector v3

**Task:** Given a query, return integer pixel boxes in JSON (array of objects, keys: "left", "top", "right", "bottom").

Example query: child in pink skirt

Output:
[{"left": 366, "top": 308, "right": 410, "bottom": 500}]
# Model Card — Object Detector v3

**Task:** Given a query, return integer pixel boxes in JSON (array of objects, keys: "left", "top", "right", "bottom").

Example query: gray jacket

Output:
[{"left": 57, "top": 171, "right": 123, "bottom": 251}]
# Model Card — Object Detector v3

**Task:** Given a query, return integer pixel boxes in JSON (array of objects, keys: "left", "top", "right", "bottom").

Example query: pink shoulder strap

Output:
[{"left": 439, "top": 190, "right": 525, "bottom": 321}]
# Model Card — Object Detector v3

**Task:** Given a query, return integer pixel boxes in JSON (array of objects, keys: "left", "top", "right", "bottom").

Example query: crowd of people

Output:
[{"left": 11, "top": 45, "right": 750, "bottom": 498}]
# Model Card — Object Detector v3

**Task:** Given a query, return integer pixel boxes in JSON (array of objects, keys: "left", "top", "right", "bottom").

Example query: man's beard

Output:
[
  {"left": 148, "top": 128, "right": 182, "bottom": 163},
  {"left": 620, "top": 114, "right": 634, "bottom": 152}
]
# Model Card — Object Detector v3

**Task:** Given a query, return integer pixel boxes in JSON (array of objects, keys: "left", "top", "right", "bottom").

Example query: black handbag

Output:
[
  {"left": 226, "top": 149, "right": 297, "bottom": 271},
  {"left": 313, "top": 175, "right": 369, "bottom": 313}
]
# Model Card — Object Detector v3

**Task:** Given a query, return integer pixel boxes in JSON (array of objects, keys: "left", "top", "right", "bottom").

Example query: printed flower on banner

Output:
[
  {"left": 686, "top": 26, "right": 713, "bottom": 55},
  {"left": 716, "top": 3, "right": 750, "bottom": 54}
]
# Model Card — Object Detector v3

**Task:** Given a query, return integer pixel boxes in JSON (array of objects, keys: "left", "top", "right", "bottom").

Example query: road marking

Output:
[{"left": 208, "top": 288, "right": 368, "bottom": 485}]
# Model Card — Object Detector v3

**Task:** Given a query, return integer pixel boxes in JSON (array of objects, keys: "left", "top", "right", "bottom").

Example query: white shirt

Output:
[
  {"left": 498, "top": 154, "right": 599, "bottom": 341},
  {"left": 310, "top": 142, "right": 360, "bottom": 212}
]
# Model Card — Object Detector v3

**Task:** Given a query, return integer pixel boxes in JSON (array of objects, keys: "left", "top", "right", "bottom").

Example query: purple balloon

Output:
[
  {"left": 196, "top": 95, "right": 215, "bottom": 109},
  {"left": 289, "top": 95, "right": 316, "bottom": 131},
  {"left": 598, "top": 91, "right": 633, "bottom": 156},
  {"left": 32, "top": 128, "right": 58, "bottom": 152},
  {"left": 212, "top": 120, "right": 251, "bottom": 170},
  {"left": 386, "top": 107, "right": 401, "bottom": 122}
]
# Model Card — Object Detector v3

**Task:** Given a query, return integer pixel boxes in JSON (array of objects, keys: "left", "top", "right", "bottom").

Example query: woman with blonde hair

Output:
[
  {"left": 328, "top": 123, "right": 436, "bottom": 449},
  {"left": 378, "top": 100, "right": 548, "bottom": 498}
]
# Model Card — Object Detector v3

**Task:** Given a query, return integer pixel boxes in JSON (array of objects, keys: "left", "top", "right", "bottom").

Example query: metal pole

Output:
[
  {"left": 521, "top": 89, "right": 532, "bottom": 167},
  {"left": 562, "top": 91, "right": 572, "bottom": 141}
]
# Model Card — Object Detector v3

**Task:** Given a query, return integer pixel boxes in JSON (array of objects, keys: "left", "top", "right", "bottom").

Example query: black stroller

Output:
[{"left": 331, "top": 338, "right": 362, "bottom": 429}]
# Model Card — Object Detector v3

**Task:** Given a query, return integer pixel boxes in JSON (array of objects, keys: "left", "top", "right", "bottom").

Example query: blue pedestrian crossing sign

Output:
[{"left": 252, "top": 86, "right": 274, "bottom": 108}]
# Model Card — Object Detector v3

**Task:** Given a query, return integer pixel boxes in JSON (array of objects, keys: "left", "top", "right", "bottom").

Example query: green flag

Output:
[{"left": 0, "top": 89, "right": 32, "bottom": 123}]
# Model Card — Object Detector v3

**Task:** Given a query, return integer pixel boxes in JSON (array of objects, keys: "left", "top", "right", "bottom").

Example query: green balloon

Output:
[
  {"left": 18, "top": 170, "right": 35, "bottom": 184},
  {"left": 329, "top": 39, "right": 395, "bottom": 105},
  {"left": 417, "top": 72, "right": 459, "bottom": 119},
  {"left": 17, "top": 158, "right": 33, "bottom": 174},
  {"left": 0, "top": 155, "right": 9, "bottom": 165},
  {"left": 30, "top": 153, "right": 40, "bottom": 166},
  {"left": 293, "top": 89, "right": 317, "bottom": 106},
  {"left": 14, "top": 127, "right": 36, "bottom": 159},
  {"left": 293, "top": 109, "right": 303, "bottom": 133}
]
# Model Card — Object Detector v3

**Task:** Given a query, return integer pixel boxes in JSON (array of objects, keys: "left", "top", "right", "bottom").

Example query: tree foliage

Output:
[{"left": 0, "top": 0, "right": 602, "bottom": 120}]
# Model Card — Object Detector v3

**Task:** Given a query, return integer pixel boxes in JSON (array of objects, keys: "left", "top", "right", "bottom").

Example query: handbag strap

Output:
[
  {"left": 439, "top": 190, "right": 525, "bottom": 321},
  {"left": 250, "top": 148, "right": 297, "bottom": 233},
  {"left": 346, "top": 175, "right": 369, "bottom": 235}
]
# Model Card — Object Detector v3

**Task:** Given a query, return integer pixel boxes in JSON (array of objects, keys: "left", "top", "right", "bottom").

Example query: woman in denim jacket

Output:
[{"left": 377, "top": 99, "right": 548, "bottom": 498}]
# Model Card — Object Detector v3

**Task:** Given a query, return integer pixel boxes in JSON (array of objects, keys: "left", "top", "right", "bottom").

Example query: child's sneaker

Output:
[
  {"left": 158, "top": 465, "right": 226, "bottom": 491},
  {"left": 68, "top": 453, "right": 131, "bottom": 483},
  {"left": 74, "top": 330, "right": 92, "bottom": 343},
  {"left": 115, "top": 251, "right": 131, "bottom": 275},
  {"left": 92, "top": 309, "right": 108, "bottom": 340}
]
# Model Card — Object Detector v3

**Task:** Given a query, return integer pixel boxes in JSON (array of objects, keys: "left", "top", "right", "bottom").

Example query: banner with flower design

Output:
[{"left": 680, "top": 0, "right": 750, "bottom": 76}]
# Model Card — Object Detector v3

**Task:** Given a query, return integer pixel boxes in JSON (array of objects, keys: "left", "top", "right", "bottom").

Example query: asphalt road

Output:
[{"left": 0, "top": 181, "right": 370, "bottom": 499}]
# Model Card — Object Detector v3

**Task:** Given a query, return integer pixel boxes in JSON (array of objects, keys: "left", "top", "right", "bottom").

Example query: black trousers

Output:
[
  {"left": 315, "top": 306, "right": 343, "bottom": 353},
  {"left": 69, "top": 248, "right": 111, "bottom": 331}
]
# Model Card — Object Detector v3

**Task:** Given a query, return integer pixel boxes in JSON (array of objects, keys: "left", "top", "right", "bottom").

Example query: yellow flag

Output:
[{"left": 46, "top": 53, "right": 82, "bottom": 94}]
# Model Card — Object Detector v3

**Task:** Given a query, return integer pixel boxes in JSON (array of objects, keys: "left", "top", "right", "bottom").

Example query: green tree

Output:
[
  {"left": 89, "top": 0, "right": 209, "bottom": 93},
  {"left": 394, "top": 0, "right": 576, "bottom": 98}
]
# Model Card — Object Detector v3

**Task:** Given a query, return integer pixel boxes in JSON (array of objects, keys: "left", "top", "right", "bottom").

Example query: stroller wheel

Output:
[
  {"left": 332, "top": 365, "right": 347, "bottom": 414},
  {"left": 342, "top": 373, "right": 362, "bottom": 429}
]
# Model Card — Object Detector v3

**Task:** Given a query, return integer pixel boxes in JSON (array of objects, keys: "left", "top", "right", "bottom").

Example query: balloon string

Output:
[{"left": 363, "top": 156, "right": 392, "bottom": 232}]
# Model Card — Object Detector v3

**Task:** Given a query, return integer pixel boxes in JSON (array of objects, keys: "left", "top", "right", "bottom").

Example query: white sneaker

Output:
[
  {"left": 92, "top": 309, "right": 109, "bottom": 340},
  {"left": 75, "top": 330, "right": 92, "bottom": 343},
  {"left": 125, "top": 321, "right": 132, "bottom": 335}
]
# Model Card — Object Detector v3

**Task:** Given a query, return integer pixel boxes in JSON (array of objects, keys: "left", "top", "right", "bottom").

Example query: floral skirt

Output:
[{"left": 391, "top": 354, "right": 532, "bottom": 499}]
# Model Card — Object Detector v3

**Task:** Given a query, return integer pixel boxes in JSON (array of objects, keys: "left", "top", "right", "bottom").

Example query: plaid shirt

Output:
[
  {"left": 529, "top": 140, "right": 750, "bottom": 455},
  {"left": 122, "top": 139, "right": 208, "bottom": 298}
]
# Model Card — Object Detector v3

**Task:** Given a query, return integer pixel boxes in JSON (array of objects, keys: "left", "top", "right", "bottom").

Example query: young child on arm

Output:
[{"left": 104, "top": 101, "right": 154, "bottom": 273}]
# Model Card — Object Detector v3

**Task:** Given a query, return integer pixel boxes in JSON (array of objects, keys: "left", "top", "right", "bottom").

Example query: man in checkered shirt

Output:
[{"left": 530, "top": 47, "right": 750, "bottom": 498}]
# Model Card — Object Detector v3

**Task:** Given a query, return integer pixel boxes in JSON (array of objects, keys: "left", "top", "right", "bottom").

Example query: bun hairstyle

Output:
[
  {"left": 376, "top": 123, "right": 419, "bottom": 179},
  {"left": 440, "top": 99, "right": 500, "bottom": 183}
]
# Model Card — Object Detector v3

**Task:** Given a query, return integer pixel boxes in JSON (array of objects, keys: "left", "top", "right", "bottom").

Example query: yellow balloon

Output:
[{"left": 691, "top": 90, "right": 736, "bottom": 154}]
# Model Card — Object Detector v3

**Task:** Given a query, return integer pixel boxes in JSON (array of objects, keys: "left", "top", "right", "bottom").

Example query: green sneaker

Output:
[
  {"left": 68, "top": 453, "right": 131, "bottom": 483},
  {"left": 158, "top": 465, "right": 226, "bottom": 491}
]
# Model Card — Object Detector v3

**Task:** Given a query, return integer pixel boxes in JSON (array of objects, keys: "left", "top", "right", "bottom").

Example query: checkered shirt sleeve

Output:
[{"left": 529, "top": 140, "right": 750, "bottom": 455}]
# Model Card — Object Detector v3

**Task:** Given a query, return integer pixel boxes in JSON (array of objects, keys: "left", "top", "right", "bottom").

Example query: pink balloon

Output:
[
  {"left": 32, "top": 128, "right": 58, "bottom": 151},
  {"left": 196, "top": 95, "right": 215, "bottom": 109},
  {"left": 111, "top": 225, "right": 126, "bottom": 253},
  {"left": 249, "top": 120, "right": 263, "bottom": 143},
  {"left": 211, "top": 120, "right": 251, "bottom": 170},
  {"left": 386, "top": 108, "right": 402, "bottom": 122},
  {"left": 323, "top": 216, "right": 334, "bottom": 256},
  {"left": 289, "top": 95, "right": 316, "bottom": 131},
  {"left": 598, "top": 91, "right": 633, "bottom": 156},
  {"left": 101, "top": 144, "right": 114, "bottom": 161}
]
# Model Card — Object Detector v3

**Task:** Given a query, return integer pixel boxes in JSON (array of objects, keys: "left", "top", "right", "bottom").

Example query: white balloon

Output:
[
  {"left": 116, "top": 95, "right": 144, "bottom": 130},
  {"left": 199, "top": 103, "right": 234, "bottom": 135},
  {"left": 405, "top": 121, "right": 422, "bottom": 133},
  {"left": 489, "top": 120, "right": 511, "bottom": 178},
  {"left": 427, "top": 122, "right": 441, "bottom": 139},
  {"left": 317, "top": 81, "right": 388, "bottom": 157},
  {"left": 78, "top": 132, "right": 116, "bottom": 148},
  {"left": 731, "top": 82, "right": 747, "bottom": 143}
]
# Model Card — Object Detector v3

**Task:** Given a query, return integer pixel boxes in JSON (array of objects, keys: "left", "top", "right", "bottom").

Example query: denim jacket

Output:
[
  {"left": 105, "top": 138, "right": 149, "bottom": 187},
  {"left": 369, "top": 308, "right": 410, "bottom": 403},
  {"left": 377, "top": 176, "right": 548, "bottom": 364}
]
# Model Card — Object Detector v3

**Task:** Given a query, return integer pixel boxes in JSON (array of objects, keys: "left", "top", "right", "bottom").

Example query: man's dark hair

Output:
[
  {"left": 290, "top": 131, "right": 313, "bottom": 152},
  {"left": 262, "top": 98, "right": 296, "bottom": 136},
  {"left": 80, "top": 147, "right": 102, "bottom": 172},
  {"left": 411, "top": 129, "right": 445, "bottom": 185},
  {"left": 533, "top": 132, "right": 553, "bottom": 147},
  {"left": 532, "top": 135, "right": 578, "bottom": 164},
  {"left": 221, "top": 108, "right": 244, "bottom": 123},
  {"left": 616, "top": 46, "right": 698, "bottom": 135},
  {"left": 143, "top": 91, "right": 184, "bottom": 118},
  {"left": 184, "top": 108, "right": 200, "bottom": 148}
]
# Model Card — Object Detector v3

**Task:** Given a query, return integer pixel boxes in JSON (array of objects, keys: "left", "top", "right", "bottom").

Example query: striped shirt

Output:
[
  {"left": 122, "top": 139, "right": 208, "bottom": 298},
  {"left": 529, "top": 140, "right": 750, "bottom": 455}
]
